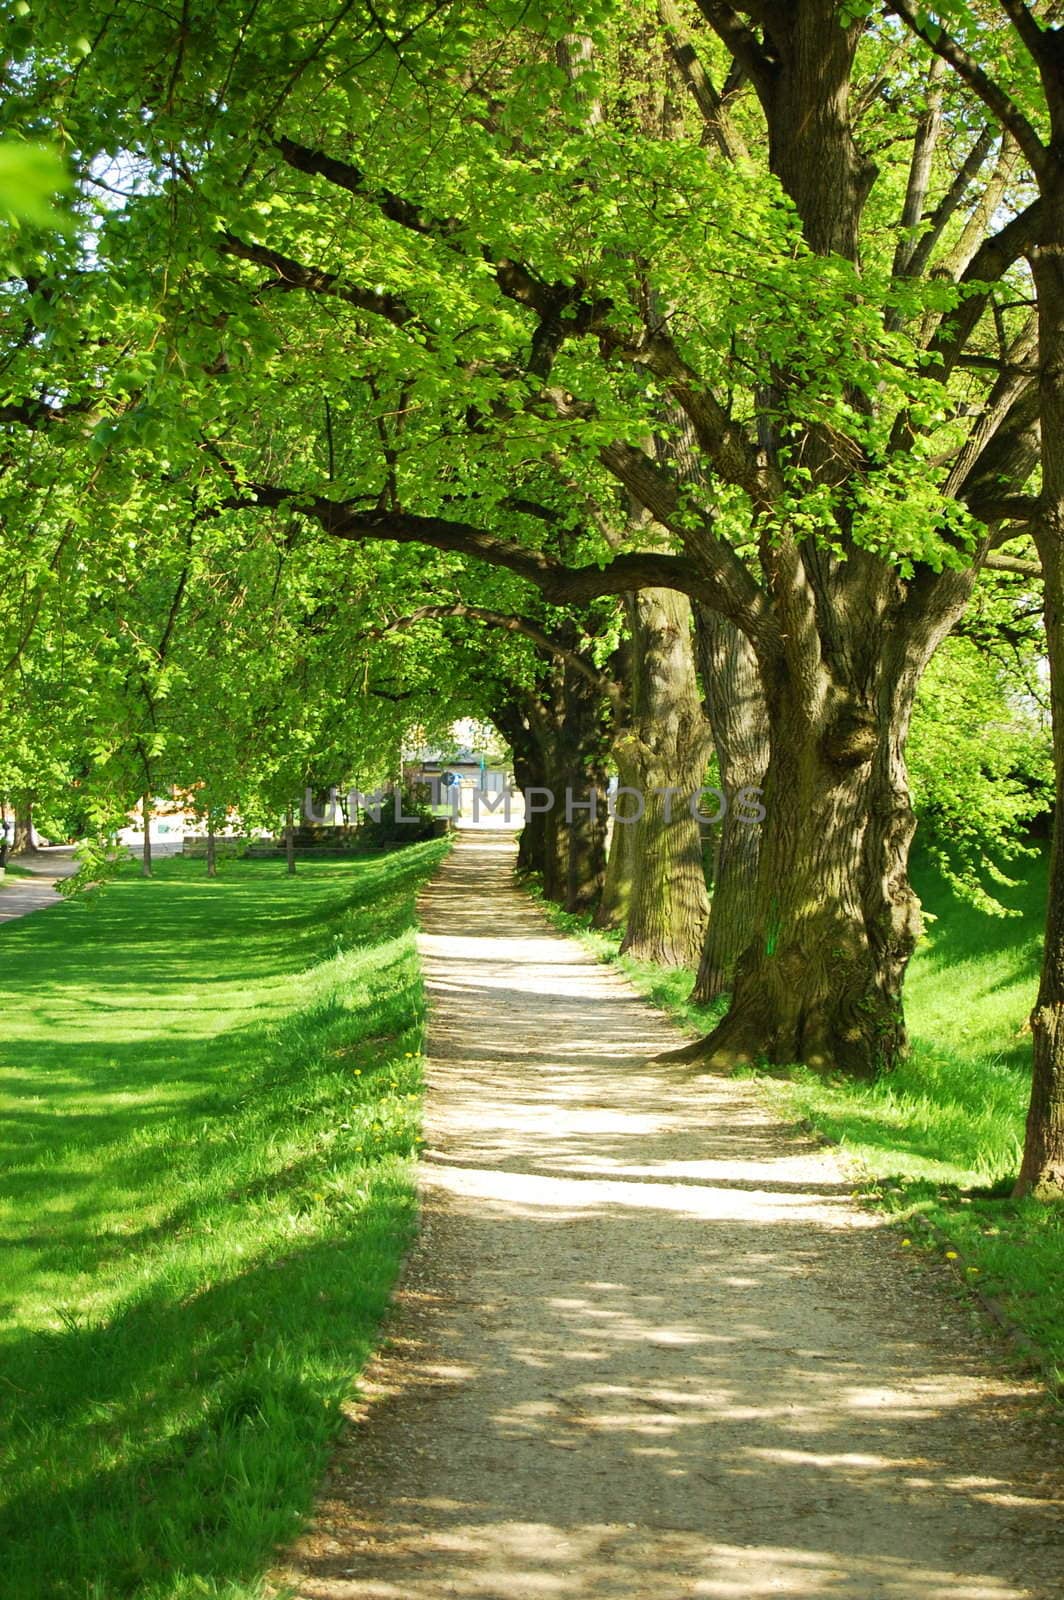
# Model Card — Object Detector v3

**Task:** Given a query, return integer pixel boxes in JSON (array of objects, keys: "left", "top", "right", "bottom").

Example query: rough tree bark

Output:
[
  {"left": 692, "top": 606, "right": 769, "bottom": 1003},
  {"left": 495, "top": 701, "right": 548, "bottom": 880},
  {"left": 616, "top": 588, "right": 711, "bottom": 969},
  {"left": 496, "top": 649, "right": 611, "bottom": 914},
  {"left": 595, "top": 736, "right": 639, "bottom": 932},
  {"left": 697, "top": 652, "right": 920, "bottom": 1074},
  {"left": 1020, "top": 154, "right": 1064, "bottom": 1196},
  {"left": 11, "top": 800, "right": 34, "bottom": 856},
  {"left": 536, "top": 647, "right": 611, "bottom": 914}
]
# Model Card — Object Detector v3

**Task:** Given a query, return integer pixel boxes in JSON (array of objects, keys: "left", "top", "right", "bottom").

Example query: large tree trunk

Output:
[
  {"left": 616, "top": 589, "right": 711, "bottom": 968},
  {"left": 594, "top": 740, "right": 639, "bottom": 931},
  {"left": 677, "top": 555, "right": 986, "bottom": 1081},
  {"left": 1018, "top": 177, "right": 1064, "bottom": 1198},
  {"left": 11, "top": 796, "right": 34, "bottom": 856},
  {"left": 664, "top": 0, "right": 950, "bottom": 1073},
  {"left": 689, "top": 664, "right": 922, "bottom": 1077},
  {"left": 692, "top": 607, "right": 769, "bottom": 1002},
  {"left": 495, "top": 669, "right": 609, "bottom": 912},
  {"left": 206, "top": 817, "right": 218, "bottom": 879},
  {"left": 518, "top": 650, "right": 612, "bottom": 914},
  {"left": 496, "top": 706, "right": 548, "bottom": 879},
  {"left": 566, "top": 749, "right": 609, "bottom": 914}
]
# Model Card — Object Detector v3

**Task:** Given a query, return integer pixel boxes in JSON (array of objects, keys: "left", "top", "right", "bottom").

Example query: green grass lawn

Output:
[
  {"left": 531, "top": 849, "right": 1064, "bottom": 1390},
  {"left": 0, "top": 840, "right": 448, "bottom": 1600}
]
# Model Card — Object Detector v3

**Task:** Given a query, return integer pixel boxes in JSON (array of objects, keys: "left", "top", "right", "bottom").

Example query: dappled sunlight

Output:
[
  {"left": 0, "top": 843, "right": 449, "bottom": 1598},
  {"left": 278, "top": 836, "right": 1061, "bottom": 1600}
]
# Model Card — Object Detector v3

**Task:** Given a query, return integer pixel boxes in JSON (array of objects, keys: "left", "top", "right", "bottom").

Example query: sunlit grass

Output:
[
  {"left": 0, "top": 840, "right": 448, "bottom": 1600},
  {"left": 531, "top": 849, "right": 1063, "bottom": 1388},
  {"left": 770, "top": 850, "right": 1062, "bottom": 1388}
]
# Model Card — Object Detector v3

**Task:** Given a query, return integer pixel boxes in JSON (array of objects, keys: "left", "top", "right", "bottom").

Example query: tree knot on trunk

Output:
[{"left": 821, "top": 705, "right": 879, "bottom": 767}]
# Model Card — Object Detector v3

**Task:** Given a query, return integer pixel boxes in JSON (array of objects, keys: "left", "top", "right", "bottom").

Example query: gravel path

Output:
[{"left": 275, "top": 832, "right": 1061, "bottom": 1600}]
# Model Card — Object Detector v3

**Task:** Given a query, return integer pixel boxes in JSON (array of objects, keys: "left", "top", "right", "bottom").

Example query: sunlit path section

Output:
[
  {"left": 0, "top": 849, "right": 78, "bottom": 924},
  {"left": 275, "top": 834, "right": 1061, "bottom": 1600}
]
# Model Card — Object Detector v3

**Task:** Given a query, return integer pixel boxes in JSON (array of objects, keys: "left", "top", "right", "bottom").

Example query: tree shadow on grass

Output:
[
  {"left": 0, "top": 1219, "right": 415, "bottom": 1600},
  {"left": 0, "top": 843, "right": 449, "bottom": 1600}
]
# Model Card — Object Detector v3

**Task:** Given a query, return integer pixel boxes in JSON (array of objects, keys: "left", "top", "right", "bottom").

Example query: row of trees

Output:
[{"left": 1, "top": 0, "right": 1062, "bottom": 1192}]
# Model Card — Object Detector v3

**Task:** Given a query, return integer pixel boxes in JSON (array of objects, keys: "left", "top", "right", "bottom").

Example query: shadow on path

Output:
[{"left": 274, "top": 834, "right": 1062, "bottom": 1600}]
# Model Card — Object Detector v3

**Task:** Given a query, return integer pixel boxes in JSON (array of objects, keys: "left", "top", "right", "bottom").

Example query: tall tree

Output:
[
  {"left": 891, "top": 0, "right": 1063, "bottom": 1191},
  {"left": 4, "top": 0, "right": 1045, "bottom": 1074}
]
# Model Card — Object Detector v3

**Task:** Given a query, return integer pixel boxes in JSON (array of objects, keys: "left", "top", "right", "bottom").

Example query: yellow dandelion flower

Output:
[{"left": 945, "top": 1250, "right": 958, "bottom": 1261}]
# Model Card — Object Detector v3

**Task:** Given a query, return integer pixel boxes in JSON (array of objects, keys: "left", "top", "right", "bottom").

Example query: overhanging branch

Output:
[
  {"left": 888, "top": 1, "right": 1047, "bottom": 176},
  {"left": 224, "top": 479, "right": 776, "bottom": 647},
  {"left": 218, "top": 232, "right": 423, "bottom": 331},
  {"left": 370, "top": 603, "right": 622, "bottom": 701}
]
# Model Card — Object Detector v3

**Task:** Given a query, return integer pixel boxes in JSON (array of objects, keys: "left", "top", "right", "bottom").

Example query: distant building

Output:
[
  {"left": 404, "top": 743, "right": 522, "bottom": 828},
  {"left": 116, "top": 791, "right": 251, "bottom": 856}
]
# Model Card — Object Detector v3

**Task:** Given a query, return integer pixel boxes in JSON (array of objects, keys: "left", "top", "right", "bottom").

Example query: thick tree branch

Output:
[
  {"left": 275, "top": 134, "right": 612, "bottom": 347},
  {"left": 370, "top": 603, "right": 622, "bottom": 701},
  {"left": 227, "top": 479, "right": 776, "bottom": 647},
  {"left": 603, "top": 325, "right": 778, "bottom": 503},
  {"left": 218, "top": 232, "right": 421, "bottom": 330},
  {"left": 916, "top": 198, "right": 1042, "bottom": 387},
  {"left": 893, "top": 56, "right": 947, "bottom": 280},
  {"left": 983, "top": 550, "right": 1041, "bottom": 574},
  {"left": 659, "top": 0, "right": 750, "bottom": 160},
  {"left": 946, "top": 327, "right": 1038, "bottom": 503},
  {"left": 691, "top": 0, "right": 777, "bottom": 98},
  {"left": 888, "top": 1, "right": 1047, "bottom": 175},
  {"left": 999, "top": 0, "right": 1057, "bottom": 68},
  {"left": 967, "top": 492, "right": 1040, "bottom": 523},
  {"left": 905, "top": 124, "right": 997, "bottom": 283},
  {"left": 528, "top": 386, "right": 774, "bottom": 641},
  {"left": 0, "top": 396, "right": 90, "bottom": 428}
]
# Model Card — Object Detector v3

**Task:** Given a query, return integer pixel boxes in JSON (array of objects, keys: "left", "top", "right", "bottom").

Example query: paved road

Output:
[
  {"left": 273, "top": 832, "right": 1062, "bottom": 1600},
  {"left": 0, "top": 849, "right": 78, "bottom": 925}
]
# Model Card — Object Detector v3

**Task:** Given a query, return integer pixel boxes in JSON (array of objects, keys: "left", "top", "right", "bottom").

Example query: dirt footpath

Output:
[{"left": 274, "top": 832, "right": 1061, "bottom": 1600}]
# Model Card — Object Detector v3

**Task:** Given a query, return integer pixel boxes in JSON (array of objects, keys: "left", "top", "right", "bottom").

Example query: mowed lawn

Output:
[{"left": 0, "top": 840, "right": 448, "bottom": 1600}]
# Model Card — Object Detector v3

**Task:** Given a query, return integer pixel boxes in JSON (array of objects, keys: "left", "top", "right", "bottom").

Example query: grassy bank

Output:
[
  {"left": 530, "top": 852, "right": 1064, "bottom": 1389},
  {"left": 0, "top": 840, "right": 448, "bottom": 1600}
]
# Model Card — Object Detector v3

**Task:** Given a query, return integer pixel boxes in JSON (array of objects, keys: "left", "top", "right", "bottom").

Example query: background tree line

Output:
[{"left": 1, "top": 0, "right": 1062, "bottom": 1193}]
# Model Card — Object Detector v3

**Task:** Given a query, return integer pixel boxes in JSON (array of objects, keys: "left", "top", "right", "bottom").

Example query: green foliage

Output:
[
  {"left": 0, "top": 140, "right": 69, "bottom": 229},
  {"left": 53, "top": 835, "right": 128, "bottom": 899},
  {"left": 908, "top": 625, "right": 1051, "bottom": 912},
  {"left": 356, "top": 782, "right": 439, "bottom": 847},
  {"left": 0, "top": 841, "right": 447, "bottom": 1599}
]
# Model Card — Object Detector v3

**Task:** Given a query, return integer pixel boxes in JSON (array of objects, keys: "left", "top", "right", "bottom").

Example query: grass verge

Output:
[
  {"left": 525, "top": 854, "right": 1063, "bottom": 1391},
  {"left": 0, "top": 840, "right": 448, "bottom": 1600}
]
